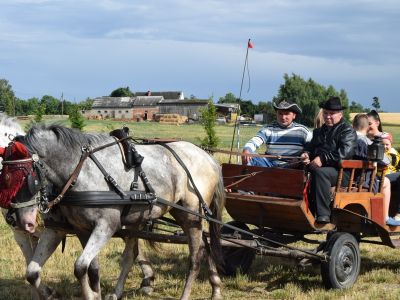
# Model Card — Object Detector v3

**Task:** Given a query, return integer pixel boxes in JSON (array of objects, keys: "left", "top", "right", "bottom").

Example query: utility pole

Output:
[{"left": 61, "top": 92, "right": 64, "bottom": 116}]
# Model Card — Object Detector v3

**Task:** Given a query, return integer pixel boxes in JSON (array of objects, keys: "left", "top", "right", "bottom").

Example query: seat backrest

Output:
[
  {"left": 222, "top": 163, "right": 305, "bottom": 199},
  {"left": 336, "top": 160, "right": 384, "bottom": 193}
]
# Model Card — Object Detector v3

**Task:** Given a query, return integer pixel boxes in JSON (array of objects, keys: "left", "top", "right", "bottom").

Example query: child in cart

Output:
[
  {"left": 380, "top": 132, "right": 400, "bottom": 221},
  {"left": 381, "top": 133, "right": 400, "bottom": 174},
  {"left": 352, "top": 114, "right": 400, "bottom": 226}
]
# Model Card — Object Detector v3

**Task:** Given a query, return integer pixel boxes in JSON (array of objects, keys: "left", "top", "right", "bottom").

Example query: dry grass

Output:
[{"left": 2, "top": 215, "right": 400, "bottom": 299}]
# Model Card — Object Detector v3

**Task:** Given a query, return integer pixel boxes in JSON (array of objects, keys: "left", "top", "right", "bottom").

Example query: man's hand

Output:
[
  {"left": 241, "top": 149, "right": 252, "bottom": 165},
  {"left": 309, "top": 156, "right": 322, "bottom": 169},
  {"left": 300, "top": 152, "right": 310, "bottom": 165}
]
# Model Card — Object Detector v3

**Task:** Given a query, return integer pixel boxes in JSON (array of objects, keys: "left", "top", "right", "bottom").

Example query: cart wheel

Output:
[
  {"left": 321, "top": 232, "right": 360, "bottom": 289},
  {"left": 219, "top": 221, "right": 255, "bottom": 276}
]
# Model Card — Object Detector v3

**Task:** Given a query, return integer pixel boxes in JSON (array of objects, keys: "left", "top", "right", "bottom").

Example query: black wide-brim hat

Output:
[
  {"left": 273, "top": 100, "right": 302, "bottom": 114},
  {"left": 319, "top": 96, "right": 347, "bottom": 110}
]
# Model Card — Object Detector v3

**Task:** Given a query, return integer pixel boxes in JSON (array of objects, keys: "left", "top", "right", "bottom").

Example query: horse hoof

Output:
[
  {"left": 104, "top": 294, "right": 118, "bottom": 300},
  {"left": 138, "top": 286, "right": 154, "bottom": 296},
  {"left": 211, "top": 293, "right": 223, "bottom": 300}
]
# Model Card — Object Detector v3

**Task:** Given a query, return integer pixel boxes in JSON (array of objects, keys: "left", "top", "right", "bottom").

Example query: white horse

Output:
[
  {"left": 10, "top": 124, "right": 224, "bottom": 300},
  {"left": 0, "top": 115, "right": 154, "bottom": 299},
  {"left": 0, "top": 114, "right": 41, "bottom": 297}
]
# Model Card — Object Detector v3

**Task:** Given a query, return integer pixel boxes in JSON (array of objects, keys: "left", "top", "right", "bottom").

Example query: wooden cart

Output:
[{"left": 220, "top": 160, "right": 400, "bottom": 289}]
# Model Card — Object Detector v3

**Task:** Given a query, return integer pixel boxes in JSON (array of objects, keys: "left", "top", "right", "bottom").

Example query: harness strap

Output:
[
  {"left": 47, "top": 151, "right": 90, "bottom": 209},
  {"left": 158, "top": 143, "right": 212, "bottom": 217},
  {"left": 88, "top": 152, "right": 127, "bottom": 198},
  {"left": 10, "top": 195, "right": 39, "bottom": 208},
  {"left": 206, "top": 148, "right": 303, "bottom": 160}
]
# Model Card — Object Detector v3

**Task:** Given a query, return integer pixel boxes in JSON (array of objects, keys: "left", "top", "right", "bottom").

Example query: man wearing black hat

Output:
[
  {"left": 242, "top": 100, "right": 311, "bottom": 167},
  {"left": 301, "top": 96, "right": 357, "bottom": 224}
]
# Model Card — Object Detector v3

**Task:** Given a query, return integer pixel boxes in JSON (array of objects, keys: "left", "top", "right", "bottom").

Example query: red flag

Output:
[{"left": 247, "top": 39, "right": 254, "bottom": 48}]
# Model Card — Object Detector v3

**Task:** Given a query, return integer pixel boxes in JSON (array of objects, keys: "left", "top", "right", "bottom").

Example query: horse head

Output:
[{"left": 0, "top": 141, "right": 43, "bottom": 233}]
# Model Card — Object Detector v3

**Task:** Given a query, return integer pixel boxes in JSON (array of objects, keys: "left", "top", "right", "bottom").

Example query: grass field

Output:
[{"left": 2, "top": 117, "right": 400, "bottom": 299}]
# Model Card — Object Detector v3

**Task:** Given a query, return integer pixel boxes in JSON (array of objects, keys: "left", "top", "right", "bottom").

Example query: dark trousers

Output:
[
  {"left": 386, "top": 172, "right": 400, "bottom": 213},
  {"left": 309, "top": 167, "right": 349, "bottom": 218}
]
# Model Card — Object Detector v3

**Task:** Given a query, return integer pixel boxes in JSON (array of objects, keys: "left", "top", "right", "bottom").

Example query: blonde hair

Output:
[{"left": 314, "top": 108, "right": 324, "bottom": 129}]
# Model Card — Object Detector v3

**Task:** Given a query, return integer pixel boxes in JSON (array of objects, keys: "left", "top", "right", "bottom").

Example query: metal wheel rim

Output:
[{"left": 334, "top": 242, "right": 358, "bottom": 285}]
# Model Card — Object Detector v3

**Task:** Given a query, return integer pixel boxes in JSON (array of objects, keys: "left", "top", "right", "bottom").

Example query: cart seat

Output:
[{"left": 222, "top": 164, "right": 321, "bottom": 233}]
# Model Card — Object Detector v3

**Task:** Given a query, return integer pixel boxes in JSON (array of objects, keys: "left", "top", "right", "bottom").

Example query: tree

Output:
[
  {"left": 240, "top": 100, "right": 256, "bottom": 117},
  {"left": 272, "top": 73, "right": 353, "bottom": 127},
  {"left": 218, "top": 92, "right": 238, "bottom": 104},
  {"left": 372, "top": 96, "right": 381, "bottom": 111},
  {"left": 78, "top": 97, "right": 94, "bottom": 110},
  {"left": 41, "top": 95, "right": 61, "bottom": 115},
  {"left": 34, "top": 103, "right": 46, "bottom": 123},
  {"left": 349, "top": 101, "right": 365, "bottom": 113},
  {"left": 69, "top": 104, "right": 86, "bottom": 131},
  {"left": 0, "top": 79, "right": 15, "bottom": 115},
  {"left": 110, "top": 86, "right": 134, "bottom": 97},
  {"left": 198, "top": 100, "right": 219, "bottom": 148}
]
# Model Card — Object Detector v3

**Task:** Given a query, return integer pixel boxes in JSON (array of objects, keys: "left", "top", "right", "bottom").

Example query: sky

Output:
[{"left": 1, "top": 0, "right": 399, "bottom": 111}]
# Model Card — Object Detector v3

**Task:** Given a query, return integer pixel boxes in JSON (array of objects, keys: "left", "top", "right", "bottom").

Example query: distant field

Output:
[
  {"left": 350, "top": 112, "right": 400, "bottom": 125},
  {"left": 17, "top": 114, "right": 400, "bottom": 152}
]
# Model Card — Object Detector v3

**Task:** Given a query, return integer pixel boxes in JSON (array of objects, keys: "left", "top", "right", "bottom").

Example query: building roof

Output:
[
  {"left": 159, "top": 99, "right": 209, "bottom": 106},
  {"left": 135, "top": 91, "right": 183, "bottom": 100},
  {"left": 92, "top": 97, "right": 133, "bottom": 108},
  {"left": 214, "top": 103, "right": 239, "bottom": 110},
  {"left": 133, "top": 96, "right": 163, "bottom": 106}
]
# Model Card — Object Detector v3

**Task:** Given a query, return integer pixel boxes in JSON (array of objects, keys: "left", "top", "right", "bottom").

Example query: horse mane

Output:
[{"left": 24, "top": 124, "right": 106, "bottom": 154}]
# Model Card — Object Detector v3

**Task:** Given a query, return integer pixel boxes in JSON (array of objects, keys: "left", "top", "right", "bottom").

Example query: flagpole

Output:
[{"left": 229, "top": 39, "right": 251, "bottom": 163}]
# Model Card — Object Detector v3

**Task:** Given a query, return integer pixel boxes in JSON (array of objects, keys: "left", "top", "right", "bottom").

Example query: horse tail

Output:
[{"left": 208, "top": 169, "right": 226, "bottom": 272}]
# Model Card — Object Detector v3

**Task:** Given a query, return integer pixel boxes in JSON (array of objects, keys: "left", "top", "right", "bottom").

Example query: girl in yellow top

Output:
[{"left": 381, "top": 133, "right": 400, "bottom": 174}]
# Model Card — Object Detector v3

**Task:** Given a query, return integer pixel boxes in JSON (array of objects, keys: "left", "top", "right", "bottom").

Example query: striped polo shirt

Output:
[{"left": 243, "top": 121, "right": 311, "bottom": 156}]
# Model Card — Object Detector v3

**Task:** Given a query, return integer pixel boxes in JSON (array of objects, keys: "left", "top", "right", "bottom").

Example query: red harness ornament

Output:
[{"left": 0, "top": 142, "right": 32, "bottom": 209}]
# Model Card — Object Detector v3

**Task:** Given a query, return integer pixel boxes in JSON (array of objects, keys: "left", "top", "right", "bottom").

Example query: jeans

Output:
[{"left": 248, "top": 157, "right": 281, "bottom": 168}]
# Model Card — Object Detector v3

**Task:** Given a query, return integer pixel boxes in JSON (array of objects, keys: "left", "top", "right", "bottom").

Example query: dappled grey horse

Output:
[
  {"left": 7, "top": 125, "right": 225, "bottom": 300},
  {"left": 0, "top": 118, "right": 155, "bottom": 300}
]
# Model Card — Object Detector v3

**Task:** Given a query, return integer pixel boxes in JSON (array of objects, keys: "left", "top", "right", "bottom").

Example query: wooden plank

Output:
[
  {"left": 222, "top": 163, "right": 305, "bottom": 198},
  {"left": 225, "top": 196, "right": 316, "bottom": 232},
  {"left": 340, "top": 160, "right": 375, "bottom": 169}
]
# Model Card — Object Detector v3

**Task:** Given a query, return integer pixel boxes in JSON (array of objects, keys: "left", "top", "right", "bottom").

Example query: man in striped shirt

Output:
[{"left": 242, "top": 100, "right": 312, "bottom": 167}]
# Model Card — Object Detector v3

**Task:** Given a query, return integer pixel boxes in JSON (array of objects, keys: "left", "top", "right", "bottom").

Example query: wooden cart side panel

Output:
[
  {"left": 225, "top": 193, "right": 318, "bottom": 233},
  {"left": 222, "top": 163, "right": 305, "bottom": 198}
]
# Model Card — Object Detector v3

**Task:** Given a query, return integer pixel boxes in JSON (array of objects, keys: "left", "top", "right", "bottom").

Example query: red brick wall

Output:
[{"left": 132, "top": 107, "right": 160, "bottom": 122}]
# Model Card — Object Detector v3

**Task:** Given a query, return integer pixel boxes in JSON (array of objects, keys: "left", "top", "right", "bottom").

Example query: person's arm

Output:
[
  {"left": 242, "top": 128, "right": 268, "bottom": 165},
  {"left": 320, "top": 126, "right": 357, "bottom": 167}
]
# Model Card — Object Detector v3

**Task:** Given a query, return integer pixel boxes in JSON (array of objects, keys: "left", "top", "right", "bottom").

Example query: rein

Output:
[{"left": 205, "top": 147, "right": 303, "bottom": 160}]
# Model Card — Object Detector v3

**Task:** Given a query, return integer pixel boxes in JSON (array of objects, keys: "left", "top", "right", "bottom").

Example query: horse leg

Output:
[
  {"left": 106, "top": 238, "right": 154, "bottom": 300},
  {"left": 26, "top": 228, "right": 65, "bottom": 300},
  {"left": 77, "top": 235, "right": 101, "bottom": 295},
  {"left": 105, "top": 237, "right": 137, "bottom": 300},
  {"left": 136, "top": 239, "right": 155, "bottom": 295},
  {"left": 13, "top": 230, "right": 41, "bottom": 300},
  {"left": 205, "top": 243, "right": 222, "bottom": 300},
  {"left": 74, "top": 224, "right": 115, "bottom": 300},
  {"left": 171, "top": 210, "right": 205, "bottom": 300}
]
